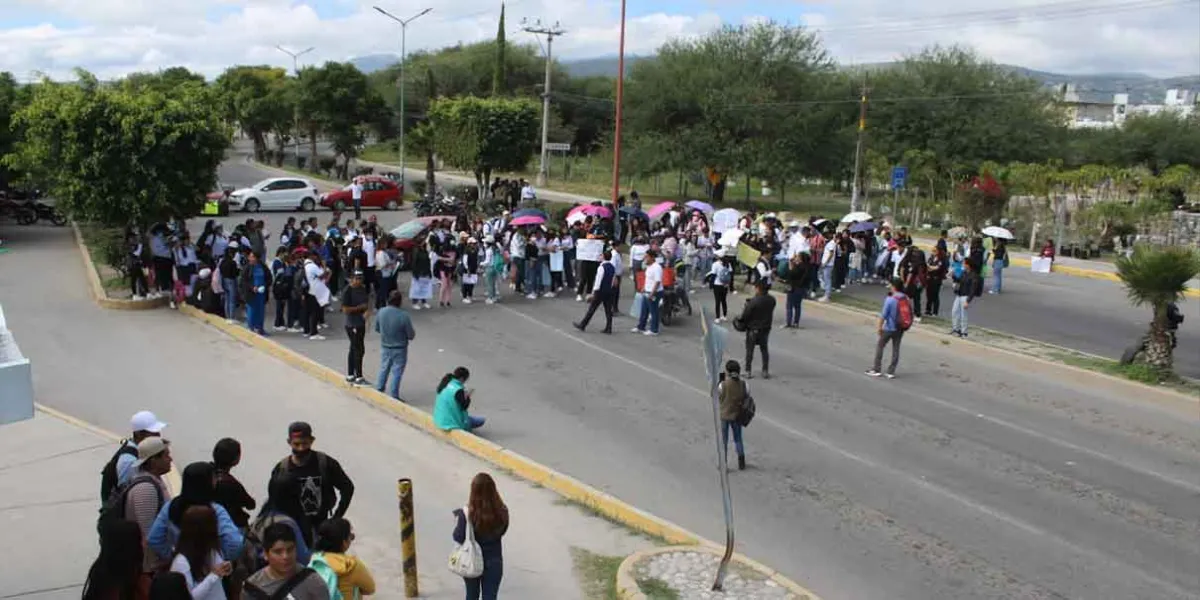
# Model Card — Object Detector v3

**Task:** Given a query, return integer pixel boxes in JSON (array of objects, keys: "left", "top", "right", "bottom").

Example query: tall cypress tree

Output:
[{"left": 492, "top": 3, "right": 506, "bottom": 96}]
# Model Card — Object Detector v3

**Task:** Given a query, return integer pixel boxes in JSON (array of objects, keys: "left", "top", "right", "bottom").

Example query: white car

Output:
[{"left": 229, "top": 177, "right": 321, "bottom": 212}]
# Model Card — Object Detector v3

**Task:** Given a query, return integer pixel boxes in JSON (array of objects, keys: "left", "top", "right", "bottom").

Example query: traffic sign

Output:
[
  {"left": 544, "top": 142, "right": 571, "bottom": 152},
  {"left": 891, "top": 166, "right": 908, "bottom": 191}
]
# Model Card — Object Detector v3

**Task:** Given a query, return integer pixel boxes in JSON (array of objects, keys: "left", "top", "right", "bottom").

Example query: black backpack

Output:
[
  {"left": 737, "top": 381, "right": 757, "bottom": 428},
  {"left": 243, "top": 568, "right": 316, "bottom": 600},
  {"left": 97, "top": 474, "right": 164, "bottom": 536},
  {"left": 100, "top": 441, "right": 139, "bottom": 504}
]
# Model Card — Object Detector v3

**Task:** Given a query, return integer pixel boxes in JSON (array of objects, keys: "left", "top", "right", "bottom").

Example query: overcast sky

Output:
[{"left": 1, "top": 0, "right": 1197, "bottom": 81}]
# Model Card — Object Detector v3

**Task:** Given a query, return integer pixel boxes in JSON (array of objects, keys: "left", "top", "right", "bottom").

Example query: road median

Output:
[{"left": 72, "top": 223, "right": 169, "bottom": 311}]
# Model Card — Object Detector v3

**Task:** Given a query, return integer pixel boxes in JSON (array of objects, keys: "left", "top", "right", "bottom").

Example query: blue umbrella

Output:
[
  {"left": 513, "top": 208, "right": 547, "bottom": 219},
  {"left": 849, "top": 221, "right": 878, "bottom": 233}
]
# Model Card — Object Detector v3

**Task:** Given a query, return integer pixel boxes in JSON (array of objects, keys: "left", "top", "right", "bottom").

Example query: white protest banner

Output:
[
  {"left": 576, "top": 238, "right": 605, "bottom": 262},
  {"left": 1031, "top": 257, "right": 1052, "bottom": 274}
]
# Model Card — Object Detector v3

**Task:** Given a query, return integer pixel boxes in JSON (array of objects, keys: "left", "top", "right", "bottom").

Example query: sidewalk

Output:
[{"left": 0, "top": 226, "right": 653, "bottom": 599}]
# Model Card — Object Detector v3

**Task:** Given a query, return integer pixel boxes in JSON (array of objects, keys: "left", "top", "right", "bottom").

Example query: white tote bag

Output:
[{"left": 448, "top": 506, "right": 484, "bottom": 578}]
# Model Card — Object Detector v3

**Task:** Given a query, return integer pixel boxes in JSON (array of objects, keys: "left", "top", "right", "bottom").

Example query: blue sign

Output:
[{"left": 891, "top": 166, "right": 908, "bottom": 191}]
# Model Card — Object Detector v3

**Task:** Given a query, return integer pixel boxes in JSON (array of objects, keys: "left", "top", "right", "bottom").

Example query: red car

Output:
[{"left": 319, "top": 176, "right": 404, "bottom": 211}]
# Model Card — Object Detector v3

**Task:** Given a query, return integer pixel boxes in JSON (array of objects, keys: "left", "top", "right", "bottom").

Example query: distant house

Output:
[{"left": 1059, "top": 84, "right": 1197, "bottom": 128}]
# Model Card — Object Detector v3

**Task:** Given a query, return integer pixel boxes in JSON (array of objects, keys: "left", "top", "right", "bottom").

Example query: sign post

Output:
[
  {"left": 891, "top": 166, "right": 907, "bottom": 224},
  {"left": 700, "top": 307, "right": 734, "bottom": 591}
]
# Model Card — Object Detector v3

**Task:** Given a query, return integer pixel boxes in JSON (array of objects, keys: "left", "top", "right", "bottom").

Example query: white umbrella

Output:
[
  {"left": 565, "top": 211, "right": 587, "bottom": 226},
  {"left": 718, "top": 228, "right": 745, "bottom": 247},
  {"left": 982, "top": 226, "right": 1014, "bottom": 240},
  {"left": 712, "top": 208, "right": 741, "bottom": 233},
  {"left": 840, "top": 211, "right": 872, "bottom": 223}
]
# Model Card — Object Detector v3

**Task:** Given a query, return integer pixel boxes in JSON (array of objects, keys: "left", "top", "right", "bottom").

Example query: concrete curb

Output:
[
  {"left": 785, "top": 290, "right": 1199, "bottom": 406},
  {"left": 616, "top": 545, "right": 814, "bottom": 599},
  {"left": 175, "top": 304, "right": 823, "bottom": 600},
  {"left": 35, "top": 403, "right": 182, "bottom": 495},
  {"left": 72, "top": 223, "right": 169, "bottom": 311}
]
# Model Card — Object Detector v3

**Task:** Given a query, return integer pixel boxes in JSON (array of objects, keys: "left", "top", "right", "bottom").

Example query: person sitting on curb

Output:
[{"left": 434, "top": 367, "right": 486, "bottom": 433}]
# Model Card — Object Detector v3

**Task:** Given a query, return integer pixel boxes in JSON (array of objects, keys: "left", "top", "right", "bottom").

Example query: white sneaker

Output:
[
  {"left": 319, "top": 323, "right": 329, "bottom": 330},
  {"left": 914, "top": 317, "right": 923, "bottom": 323},
  {"left": 168, "top": 301, "right": 177, "bottom": 309},
  {"left": 463, "top": 298, "right": 472, "bottom": 304},
  {"left": 225, "top": 318, "right": 236, "bottom": 324},
  {"left": 132, "top": 295, "right": 145, "bottom": 301},
  {"left": 309, "top": 334, "right": 326, "bottom": 341},
  {"left": 543, "top": 292, "right": 555, "bottom": 298},
  {"left": 288, "top": 327, "right": 303, "bottom": 333},
  {"left": 274, "top": 325, "right": 286, "bottom": 332},
  {"left": 643, "top": 330, "right": 659, "bottom": 337},
  {"left": 817, "top": 297, "right": 829, "bottom": 303},
  {"left": 526, "top": 293, "right": 537, "bottom": 300},
  {"left": 485, "top": 298, "right": 495, "bottom": 305},
  {"left": 631, "top": 327, "right": 642, "bottom": 333},
  {"left": 576, "top": 294, "right": 584, "bottom": 302}
]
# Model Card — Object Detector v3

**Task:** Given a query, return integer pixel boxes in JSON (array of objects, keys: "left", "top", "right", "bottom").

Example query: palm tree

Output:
[{"left": 1115, "top": 246, "right": 1200, "bottom": 371}]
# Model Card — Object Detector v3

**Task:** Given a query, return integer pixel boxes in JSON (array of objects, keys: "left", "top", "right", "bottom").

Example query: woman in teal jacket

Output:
[{"left": 433, "top": 367, "right": 486, "bottom": 432}]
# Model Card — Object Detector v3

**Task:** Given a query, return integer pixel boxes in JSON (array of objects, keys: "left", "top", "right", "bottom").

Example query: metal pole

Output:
[
  {"left": 374, "top": 7, "right": 432, "bottom": 195},
  {"left": 850, "top": 77, "right": 869, "bottom": 212},
  {"left": 609, "top": 0, "right": 627, "bottom": 206},
  {"left": 397, "top": 478, "right": 419, "bottom": 597},
  {"left": 700, "top": 309, "right": 734, "bottom": 591},
  {"left": 536, "top": 34, "right": 554, "bottom": 187},
  {"left": 276, "top": 45, "right": 314, "bottom": 167}
]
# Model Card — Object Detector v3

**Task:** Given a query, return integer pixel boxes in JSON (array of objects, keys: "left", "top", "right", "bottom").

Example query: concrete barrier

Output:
[{"left": 0, "top": 304, "right": 34, "bottom": 424}]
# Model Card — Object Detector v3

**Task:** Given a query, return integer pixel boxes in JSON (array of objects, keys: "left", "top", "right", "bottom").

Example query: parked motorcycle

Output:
[
  {"left": 415, "top": 193, "right": 465, "bottom": 218},
  {"left": 29, "top": 201, "right": 68, "bottom": 226}
]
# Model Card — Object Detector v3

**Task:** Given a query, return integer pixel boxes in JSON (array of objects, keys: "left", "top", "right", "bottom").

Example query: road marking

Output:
[{"left": 497, "top": 304, "right": 1199, "bottom": 597}]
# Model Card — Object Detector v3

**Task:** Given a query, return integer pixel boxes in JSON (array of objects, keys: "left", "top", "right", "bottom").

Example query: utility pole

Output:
[
  {"left": 609, "top": 0, "right": 627, "bottom": 206},
  {"left": 849, "top": 75, "right": 869, "bottom": 213},
  {"left": 276, "top": 45, "right": 314, "bottom": 168},
  {"left": 375, "top": 6, "right": 433, "bottom": 195},
  {"left": 523, "top": 18, "right": 566, "bottom": 188}
]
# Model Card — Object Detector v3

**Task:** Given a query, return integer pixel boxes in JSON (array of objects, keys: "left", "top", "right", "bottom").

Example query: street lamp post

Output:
[
  {"left": 374, "top": 6, "right": 433, "bottom": 196},
  {"left": 276, "top": 45, "right": 315, "bottom": 168},
  {"left": 609, "top": 0, "right": 627, "bottom": 207}
]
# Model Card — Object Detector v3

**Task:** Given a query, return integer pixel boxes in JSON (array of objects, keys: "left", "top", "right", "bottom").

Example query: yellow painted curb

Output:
[
  {"left": 176, "top": 303, "right": 822, "bottom": 598},
  {"left": 72, "top": 223, "right": 169, "bottom": 311},
  {"left": 786, "top": 291, "right": 1199, "bottom": 406},
  {"left": 35, "top": 403, "right": 182, "bottom": 495},
  {"left": 616, "top": 545, "right": 816, "bottom": 600}
]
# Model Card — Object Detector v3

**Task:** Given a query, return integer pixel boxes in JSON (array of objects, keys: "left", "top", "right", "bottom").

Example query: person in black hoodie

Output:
[
  {"left": 271, "top": 422, "right": 354, "bottom": 540},
  {"left": 951, "top": 260, "right": 983, "bottom": 337},
  {"left": 783, "top": 253, "right": 812, "bottom": 328},
  {"left": 738, "top": 280, "right": 776, "bottom": 379}
]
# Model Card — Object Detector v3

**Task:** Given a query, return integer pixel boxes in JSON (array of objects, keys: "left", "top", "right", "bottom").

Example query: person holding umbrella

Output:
[{"left": 982, "top": 226, "right": 1013, "bottom": 294}]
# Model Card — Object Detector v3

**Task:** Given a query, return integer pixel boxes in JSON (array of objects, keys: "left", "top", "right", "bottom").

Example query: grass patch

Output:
[
  {"left": 553, "top": 496, "right": 670, "bottom": 544},
  {"left": 571, "top": 547, "right": 623, "bottom": 600},
  {"left": 637, "top": 577, "right": 680, "bottom": 599},
  {"left": 101, "top": 274, "right": 126, "bottom": 292},
  {"left": 1049, "top": 351, "right": 1200, "bottom": 394}
]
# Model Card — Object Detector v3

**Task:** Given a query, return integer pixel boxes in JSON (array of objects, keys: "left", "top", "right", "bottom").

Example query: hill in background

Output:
[{"left": 351, "top": 53, "right": 1199, "bottom": 105}]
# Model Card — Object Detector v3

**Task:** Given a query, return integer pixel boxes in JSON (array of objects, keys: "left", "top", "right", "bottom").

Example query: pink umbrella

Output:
[
  {"left": 567, "top": 204, "right": 613, "bottom": 219},
  {"left": 646, "top": 201, "right": 675, "bottom": 219},
  {"left": 511, "top": 215, "right": 546, "bottom": 226}
]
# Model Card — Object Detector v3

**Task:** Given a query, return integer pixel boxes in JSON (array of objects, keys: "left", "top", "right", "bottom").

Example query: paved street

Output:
[
  {"left": 0, "top": 225, "right": 650, "bottom": 599},
  {"left": 195, "top": 158, "right": 1200, "bottom": 599}
]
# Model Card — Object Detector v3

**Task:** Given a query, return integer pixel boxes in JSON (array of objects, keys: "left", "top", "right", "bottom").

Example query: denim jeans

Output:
[
  {"left": 524, "top": 258, "right": 538, "bottom": 294},
  {"left": 992, "top": 264, "right": 1003, "bottom": 293},
  {"left": 722, "top": 419, "right": 744, "bottom": 458},
  {"left": 377, "top": 346, "right": 408, "bottom": 399},
  {"left": 636, "top": 291, "right": 662, "bottom": 333},
  {"left": 467, "top": 415, "right": 486, "bottom": 431},
  {"left": 222, "top": 278, "right": 237, "bottom": 319},
  {"left": 245, "top": 293, "right": 266, "bottom": 332},
  {"left": 464, "top": 557, "right": 503, "bottom": 600},
  {"left": 952, "top": 295, "right": 969, "bottom": 333},
  {"left": 484, "top": 270, "right": 499, "bottom": 300},
  {"left": 786, "top": 289, "right": 804, "bottom": 325},
  {"left": 820, "top": 265, "right": 833, "bottom": 299}
]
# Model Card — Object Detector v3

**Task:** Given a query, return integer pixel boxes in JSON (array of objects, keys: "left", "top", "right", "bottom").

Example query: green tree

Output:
[
  {"left": 297, "top": 62, "right": 386, "bottom": 177},
  {"left": 867, "top": 47, "right": 1065, "bottom": 188},
  {"left": 214, "top": 66, "right": 291, "bottom": 161},
  {"left": 1115, "top": 246, "right": 1200, "bottom": 371},
  {"left": 428, "top": 95, "right": 540, "bottom": 191},
  {"left": 121, "top": 67, "right": 207, "bottom": 94},
  {"left": 4, "top": 69, "right": 229, "bottom": 226},
  {"left": 0, "top": 71, "right": 25, "bottom": 189},
  {"left": 493, "top": 3, "right": 507, "bottom": 96},
  {"left": 624, "top": 22, "right": 849, "bottom": 202},
  {"left": 266, "top": 77, "right": 297, "bottom": 166}
]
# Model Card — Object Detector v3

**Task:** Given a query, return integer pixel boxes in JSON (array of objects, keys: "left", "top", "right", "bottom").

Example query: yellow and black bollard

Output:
[{"left": 397, "top": 478, "right": 419, "bottom": 597}]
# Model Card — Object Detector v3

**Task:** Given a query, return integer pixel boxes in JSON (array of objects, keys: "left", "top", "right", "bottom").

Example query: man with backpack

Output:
[
  {"left": 271, "top": 422, "right": 355, "bottom": 542},
  {"left": 867, "top": 278, "right": 913, "bottom": 379},
  {"left": 245, "top": 522, "right": 330, "bottom": 600},
  {"left": 899, "top": 239, "right": 927, "bottom": 322},
  {"left": 102, "top": 410, "right": 167, "bottom": 496},
  {"left": 98, "top": 437, "right": 173, "bottom": 573}
]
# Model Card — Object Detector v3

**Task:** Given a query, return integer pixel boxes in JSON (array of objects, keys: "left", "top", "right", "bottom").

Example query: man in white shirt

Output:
[
  {"left": 609, "top": 246, "right": 624, "bottom": 315},
  {"left": 509, "top": 229, "right": 526, "bottom": 293},
  {"left": 363, "top": 232, "right": 377, "bottom": 298},
  {"left": 304, "top": 257, "right": 331, "bottom": 340},
  {"left": 633, "top": 250, "right": 663, "bottom": 335},
  {"left": 786, "top": 222, "right": 810, "bottom": 259},
  {"left": 820, "top": 237, "right": 837, "bottom": 302},
  {"left": 350, "top": 177, "right": 365, "bottom": 220},
  {"left": 520, "top": 180, "right": 536, "bottom": 203}
]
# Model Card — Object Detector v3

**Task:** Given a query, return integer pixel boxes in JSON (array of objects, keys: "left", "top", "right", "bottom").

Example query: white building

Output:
[{"left": 1060, "top": 84, "right": 1196, "bottom": 129}]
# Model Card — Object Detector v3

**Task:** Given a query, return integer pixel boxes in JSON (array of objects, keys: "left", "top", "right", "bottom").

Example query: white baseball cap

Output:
[{"left": 130, "top": 410, "right": 167, "bottom": 434}]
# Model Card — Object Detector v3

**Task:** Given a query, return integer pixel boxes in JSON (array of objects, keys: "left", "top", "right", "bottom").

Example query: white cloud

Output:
[{"left": 0, "top": 0, "right": 1196, "bottom": 80}]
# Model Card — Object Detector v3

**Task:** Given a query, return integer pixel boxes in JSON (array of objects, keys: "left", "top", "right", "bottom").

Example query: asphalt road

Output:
[
  {"left": 835, "top": 267, "right": 1200, "bottom": 379},
  {"left": 204, "top": 153, "right": 1200, "bottom": 599}
]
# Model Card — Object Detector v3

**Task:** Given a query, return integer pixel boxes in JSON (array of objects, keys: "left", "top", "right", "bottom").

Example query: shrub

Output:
[
  {"left": 354, "top": 166, "right": 375, "bottom": 177},
  {"left": 81, "top": 226, "right": 129, "bottom": 276},
  {"left": 296, "top": 156, "right": 307, "bottom": 170},
  {"left": 318, "top": 156, "right": 338, "bottom": 175}
]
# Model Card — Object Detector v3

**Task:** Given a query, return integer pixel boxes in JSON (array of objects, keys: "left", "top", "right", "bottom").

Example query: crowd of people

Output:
[{"left": 84, "top": 411, "right": 511, "bottom": 600}]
